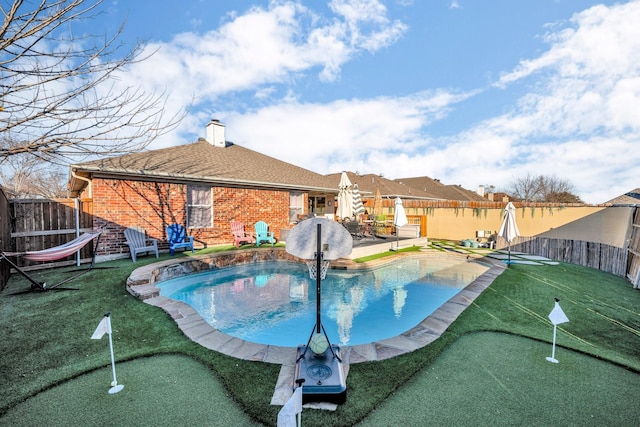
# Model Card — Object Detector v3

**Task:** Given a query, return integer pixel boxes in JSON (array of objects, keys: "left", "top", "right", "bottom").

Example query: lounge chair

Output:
[
  {"left": 166, "top": 223, "right": 195, "bottom": 256},
  {"left": 124, "top": 226, "right": 159, "bottom": 262},
  {"left": 254, "top": 221, "right": 276, "bottom": 247},
  {"left": 230, "top": 220, "right": 254, "bottom": 247}
]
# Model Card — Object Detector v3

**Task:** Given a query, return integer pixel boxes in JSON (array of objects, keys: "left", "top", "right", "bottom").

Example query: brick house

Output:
[{"left": 69, "top": 120, "right": 338, "bottom": 260}]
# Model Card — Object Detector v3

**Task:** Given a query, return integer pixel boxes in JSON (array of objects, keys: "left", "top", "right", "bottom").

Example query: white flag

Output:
[
  {"left": 548, "top": 301, "right": 569, "bottom": 326},
  {"left": 277, "top": 386, "right": 302, "bottom": 427},
  {"left": 91, "top": 316, "right": 111, "bottom": 340}
]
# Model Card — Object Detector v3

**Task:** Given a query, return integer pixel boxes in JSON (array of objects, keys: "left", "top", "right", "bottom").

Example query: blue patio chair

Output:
[
  {"left": 254, "top": 221, "right": 276, "bottom": 247},
  {"left": 166, "top": 223, "right": 195, "bottom": 255}
]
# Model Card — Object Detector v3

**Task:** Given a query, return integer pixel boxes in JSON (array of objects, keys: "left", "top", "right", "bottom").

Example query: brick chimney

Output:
[{"left": 206, "top": 119, "right": 226, "bottom": 147}]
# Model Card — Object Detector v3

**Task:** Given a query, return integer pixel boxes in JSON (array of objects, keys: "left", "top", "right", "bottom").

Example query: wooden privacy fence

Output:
[
  {"left": 8, "top": 198, "right": 94, "bottom": 270},
  {"left": 507, "top": 236, "right": 628, "bottom": 277},
  {"left": 0, "top": 188, "right": 11, "bottom": 290},
  {"left": 625, "top": 207, "right": 640, "bottom": 288}
]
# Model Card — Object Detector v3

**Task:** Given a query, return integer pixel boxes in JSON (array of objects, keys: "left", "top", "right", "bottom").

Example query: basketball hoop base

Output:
[{"left": 294, "top": 344, "right": 346, "bottom": 404}]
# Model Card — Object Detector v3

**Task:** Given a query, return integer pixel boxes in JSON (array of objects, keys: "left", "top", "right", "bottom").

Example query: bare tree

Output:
[
  {"left": 506, "top": 173, "right": 541, "bottom": 202},
  {"left": 0, "top": 0, "right": 182, "bottom": 164},
  {"left": 537, "top": 174, "right": 583, "bottom": 203},
  {"left": 506, "top": 173, "right": 583, "bottom": 203},
  {"left": 0, "top": 151, "right": 67, "bottom": 197}
]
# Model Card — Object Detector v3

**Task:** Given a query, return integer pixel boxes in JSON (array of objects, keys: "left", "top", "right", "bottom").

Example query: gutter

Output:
[
  {"left": 85, "top": 169, "right": 337, "bottom": 193},
  {"left": 71, "top": 168, "right": 92, "bottom": 198}
]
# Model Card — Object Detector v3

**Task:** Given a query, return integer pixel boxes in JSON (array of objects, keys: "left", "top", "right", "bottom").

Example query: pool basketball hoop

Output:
[
  {"left": 306, "top": 259, "right": 331, "bottom": 280},
  {"left": 285, "top": 218, "right": 353, "bottom": 404}
]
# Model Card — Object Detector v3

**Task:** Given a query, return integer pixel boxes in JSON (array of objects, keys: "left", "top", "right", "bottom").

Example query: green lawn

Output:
[{"left": 1, "top": 251, "right": 639, "bottom": 426}]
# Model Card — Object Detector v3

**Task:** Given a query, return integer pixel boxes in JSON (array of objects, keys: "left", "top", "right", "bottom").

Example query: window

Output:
[
  {"left": 289, "top": 192, "right": 304, "bottom": 222},
  {"left": 187, "top": 185, "right": 212, "bottom": 228},
  {"left": 308, "top": 196, "right": 326, "bottom": 215}
]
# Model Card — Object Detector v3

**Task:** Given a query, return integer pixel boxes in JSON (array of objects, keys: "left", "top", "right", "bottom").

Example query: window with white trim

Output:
[
  {"left": 289, "top": 192, "right": 304, "bottom": 223},
  {"left": 187, "top": 185, "right": 212, "bottom": 228}
]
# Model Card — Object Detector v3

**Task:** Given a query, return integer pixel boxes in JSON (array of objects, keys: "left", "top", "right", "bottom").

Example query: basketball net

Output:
[{"left": 306, "top": 260, "right": 330, "bottom": 280}]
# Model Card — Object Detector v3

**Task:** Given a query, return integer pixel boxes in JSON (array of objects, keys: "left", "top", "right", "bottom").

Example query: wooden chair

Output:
[
  {"left": 166, "top": 223, "right": 194, "bottom": 255},
  {"left": 124, "top": 226, "right": 159, "bottom": 262},
  {"left": 230, "top": 220, "right": 254, "bottom": 247},
  {"left": 254, "top": 221, "right": 276, "bottom": 247}
]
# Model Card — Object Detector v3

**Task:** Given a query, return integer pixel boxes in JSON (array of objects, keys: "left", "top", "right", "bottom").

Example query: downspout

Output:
[
  {"left": 75, "top": 198, "right": 81, "bottom": 266},
  {"left": 71, "top": 169, "right": 92, "bottom": 266}
]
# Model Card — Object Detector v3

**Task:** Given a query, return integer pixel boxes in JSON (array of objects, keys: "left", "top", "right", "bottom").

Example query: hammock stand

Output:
[{"left": 1, "top": 231, "right": 103, "bottom": 293}]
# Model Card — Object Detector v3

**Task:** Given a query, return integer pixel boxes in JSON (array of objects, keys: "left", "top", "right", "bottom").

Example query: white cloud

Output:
[
  {"left": 223, "top": 89, "right": 474, "bottom": 175},
  {"left": 474, "top": 1, "right": 640, "bottom": 202},
  {"left": 130, "top": 0, "right": 640, "bottom": 205},
  {"left": 122, "top": 0, "right": 406, "bottom": 100}
]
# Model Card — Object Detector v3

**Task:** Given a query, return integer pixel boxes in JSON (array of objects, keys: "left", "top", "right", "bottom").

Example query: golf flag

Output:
[
  {"left": 90, "top": 313, "right": 124, "bottom": 394},
  {"left": 91, "top": 315, "right": 111, "bottom": 339},
  {"left": 548, "top": 299, "right": 569, "bottom": 325},
  {"left": 277, "top": 386, "right": 302, "bottom": 427},
  {"left": 546, "top": 298, "right": 568, "bottom": 364}
]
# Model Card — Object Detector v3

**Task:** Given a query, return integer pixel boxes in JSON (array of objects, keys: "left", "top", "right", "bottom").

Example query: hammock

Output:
[
  {"left": 1, "top": 231, "right": 103, "bottom": 293},
  {"left": 3, "top": 232, "right": 101, "bottom": 262}
]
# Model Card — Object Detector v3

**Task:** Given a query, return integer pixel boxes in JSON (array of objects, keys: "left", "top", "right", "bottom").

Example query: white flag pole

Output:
[
  {"left": 277, "top": 385, "right": 303, "bottom": 427},
  {"left": 546, "top": 324, "right": 559, "bottom": 364},
  {"left": 546, "top": 298, "right": 569, "bottom": 364},
  {"left": 92, "top": 312, "right": 124, "bottom": 394},
  {"left": 105, "top": 314, "right": 124, "bottom": 394}
]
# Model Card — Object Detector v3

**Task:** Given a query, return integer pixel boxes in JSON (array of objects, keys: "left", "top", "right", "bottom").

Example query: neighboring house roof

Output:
[
  {"left": 605, "top": 188, "right": 640, "bottom": 205},
  {"left": 324, "top": 171, "right": 442, "bottom": 200},
  {"left": 69, "top": 139, "right": 337, "bottom": 197},
  {"left": 394, "top": 176, "right": 487, "bottom": 202}
]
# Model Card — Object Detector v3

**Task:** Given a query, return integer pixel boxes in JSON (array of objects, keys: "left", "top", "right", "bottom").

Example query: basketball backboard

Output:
[{"left": 286, "top": 218, "right": 352, "bottom": 260}]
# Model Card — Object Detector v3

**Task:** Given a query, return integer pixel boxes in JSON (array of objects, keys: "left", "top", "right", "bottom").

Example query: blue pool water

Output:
[{"left": 157, "top": 257, "right": 488, "bottom": 347}]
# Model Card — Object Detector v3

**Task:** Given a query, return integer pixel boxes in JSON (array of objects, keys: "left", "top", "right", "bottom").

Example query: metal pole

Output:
[
  {"left": 106, "top": 314, "right": 124, "bottom": 393},
  {"left": 316, "top": 223, "right": 321, "bottom": 334},
  {"left": 75, "top": 198, "right": 81, "bottom": 266}
]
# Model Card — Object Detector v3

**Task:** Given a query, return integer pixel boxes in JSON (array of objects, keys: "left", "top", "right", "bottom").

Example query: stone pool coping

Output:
[{"left": 126, "top": 248, "right": 507, "bottom": 365}]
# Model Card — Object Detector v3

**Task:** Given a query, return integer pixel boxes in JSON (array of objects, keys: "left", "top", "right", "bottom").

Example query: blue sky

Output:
[{"left": 90, "top": 0, "right": 640, "bottom": 203}]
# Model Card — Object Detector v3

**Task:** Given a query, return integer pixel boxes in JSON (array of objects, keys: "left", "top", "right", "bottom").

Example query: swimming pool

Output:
[{"left": 157, "top": 256, "right": 489, "bottom": 347}]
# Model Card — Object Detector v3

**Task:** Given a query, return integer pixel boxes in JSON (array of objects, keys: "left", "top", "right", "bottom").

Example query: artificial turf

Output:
[{"left": 0, "top": 252, "right": 639, "bottom": 426}]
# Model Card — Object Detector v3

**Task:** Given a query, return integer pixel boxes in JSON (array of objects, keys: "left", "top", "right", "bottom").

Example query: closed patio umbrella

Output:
[
  {"left": 372, "top": 188, "right": 382, "bottom": 216},
  {"left": 498, "top": 202, "right": 520, "bottom": 265},
  {"left": 393, "top": 197, "right": 408, "bottom": 250},
  {"left": 352, "top": 183, "right": 365, "bottom": 218},
  {"left": 336, "top": 172, "right": 353, "bottom": 220}
]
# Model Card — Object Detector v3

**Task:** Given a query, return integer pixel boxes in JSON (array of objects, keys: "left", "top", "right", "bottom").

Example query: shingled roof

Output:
[
  {"left": 394, "top": 176, "right": 486, "bottom": 202},
  {"left": 605, "top": 188, "right": 640, "bottom": 205},
  {"left": 69, "top": 139, "right": 336, "bottom": 196},
  {"left": 324, "top": 171, "right": 442, "bottom": 200}
]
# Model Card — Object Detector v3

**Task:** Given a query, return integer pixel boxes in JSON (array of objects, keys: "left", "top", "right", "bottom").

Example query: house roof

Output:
[
  {"left": 605, "top": 188, "right": 640, "bottom": 205},
  {"left": 324, "top": 171, "right": 442, "bottom": 200},
  {"left": 69, "top": 139, "right": 337, "bottom": 196},
  {"left": 69, "top": 132, "right": 485, "bottom": 202},
  {"left": 394, "top": 176, "right": 487, "bottom": 202}
]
